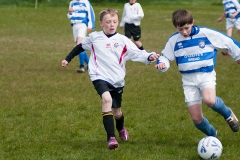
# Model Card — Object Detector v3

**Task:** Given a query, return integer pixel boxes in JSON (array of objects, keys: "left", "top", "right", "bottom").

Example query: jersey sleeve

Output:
[
  {"left": 86, "top": 1, "right": 95, "bottom": 29},
  {"left": 132, "top": 3, "right": 144, "bottom": 20},
  {"left": 65, "top": 44, "right": 85, "bottom": 62},
  {"left": 233, "top": 0, "right": 240, "bottom": 12},
  {"left": 202, "top": 28, "right": 240, "bottom": 61},
  {"left": 161, "top": 35, "right": 177, "bottom": 61},
  {"left": 81, "top": 32, "right": 95, "bottom": 51},
  {"left": 67, "top": 1, "right": 73, "bottom": 20},
  {"left": 120, "top": 4, "right": 127, "bottom": 27},
  {"left": 124, "top": 37, "right": 151, "bottom": 64}
]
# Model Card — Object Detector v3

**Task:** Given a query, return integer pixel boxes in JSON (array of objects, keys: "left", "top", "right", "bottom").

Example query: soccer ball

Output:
[{"left": 197, "top": 136, "right": 223, "bottom": 159}]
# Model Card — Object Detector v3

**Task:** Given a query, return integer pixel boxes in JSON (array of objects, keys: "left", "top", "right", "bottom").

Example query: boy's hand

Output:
[
  {"left": 155, "top": 63, "right": 166, "bottom": 70},
  {"left": 62, "top": 60, "right": 69, "bottom": 67},
  {"left": 68, "top": 8, "right": 73, "bottom": 14},
  {"left": 87, "top": 28, "right": 92, "bottom": 32},
  {"left": 148, "top": 53, "right": 159, "bottom": 61}
]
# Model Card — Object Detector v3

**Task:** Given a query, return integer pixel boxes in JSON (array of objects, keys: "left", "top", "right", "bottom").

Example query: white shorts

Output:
[
  {"left": 226, "top": 18, "right": 240, "bottom": 30},
  {"left": 72, "top": 23, "right": 87, "bottom": 42},
  {"left": 182, "top": 71, "right": 216, "bottom": 103}
]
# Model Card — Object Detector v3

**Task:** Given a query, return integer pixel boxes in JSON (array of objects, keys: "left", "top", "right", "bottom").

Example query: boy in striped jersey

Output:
[
  {"left": 68, "top": 0, "right": 95, "bottom": 73},
  {"left": 62, "top": 8, "right": 159, "bottom": 150},
  {"left": 217, "top": 0, "right": 240, "bottom": 55},
  {"left": 156, "top": 9, "right": 240, "bottom": 138}
]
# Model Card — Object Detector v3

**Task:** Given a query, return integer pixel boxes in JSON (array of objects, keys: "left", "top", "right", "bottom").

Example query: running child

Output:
[{"left": 62, "top": 8, "right": 159, "bottom": 150}]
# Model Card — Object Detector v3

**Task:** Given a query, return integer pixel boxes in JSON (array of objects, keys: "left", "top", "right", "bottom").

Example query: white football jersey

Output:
[{"left": 82, "top": 31, "right": 153, "bottom": 87}]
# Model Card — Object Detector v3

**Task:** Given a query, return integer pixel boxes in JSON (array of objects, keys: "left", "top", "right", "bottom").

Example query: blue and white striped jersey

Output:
[
  {"left": 67, "top": 0, "right": 95, "bottom": 29},
  {"left": 161, "top": 26, "right": 240, "bottom": 73},
  {"left": 222, "top": 0, "right": 240, "bottom": 19}
]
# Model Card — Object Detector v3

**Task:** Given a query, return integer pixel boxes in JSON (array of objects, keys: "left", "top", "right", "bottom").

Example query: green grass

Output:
[{"left": 1, "top": 4, "right": 240, "bottom": 160}]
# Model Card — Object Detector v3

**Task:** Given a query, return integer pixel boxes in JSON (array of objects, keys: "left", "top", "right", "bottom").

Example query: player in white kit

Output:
[{"left": 62, "top": 8, "right": 159, "bottom": 150}]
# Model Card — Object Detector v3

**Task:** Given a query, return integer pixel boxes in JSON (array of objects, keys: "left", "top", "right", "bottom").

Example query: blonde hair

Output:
[{"left": 99, "top": 8, "right": 119, "bottom": 21}]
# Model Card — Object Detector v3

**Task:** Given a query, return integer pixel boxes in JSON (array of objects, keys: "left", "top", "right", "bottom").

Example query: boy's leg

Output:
[
  {"left": 211, "top": 96, "right": 239, "bottom": 132},
  {"left": 101, "top": 91, "right": 118, "bottom": 150},
  {"left": 111, "top": 87, "right": 129, "bottom": 141},
  {"left": 113, "top": 108, "right": 129, "bottom": 141},
  {"left": 134, "top": 40, "right": 144, "bottom": 50},
  {"left": 194, "top": 117, "right": 217, "bottom": 137},
  {"left": 77, "top": 52, "right": 85, "bottom": 73},
  {"left": 84, "top": 51, "right": 89, "bottom": 69},
  {"left": 188, "top": 103, "right": 217, "bottom": 136}
]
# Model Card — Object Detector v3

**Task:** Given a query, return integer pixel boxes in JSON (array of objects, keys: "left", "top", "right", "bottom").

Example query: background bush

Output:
[{"left": 0, "top": 0, "right": 222, "bottom": 7}]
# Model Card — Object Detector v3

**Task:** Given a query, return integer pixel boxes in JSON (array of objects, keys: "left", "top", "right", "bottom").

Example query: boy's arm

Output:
[
  {"left": 155, "top": 55, "right": 170, "bottom": 72},
  {"left": 86, "top": 1, "right": 95, "bottom": 29},
  {"left": 67, "top": 1, "right": 73, "bottom": 19},
  {"left": 120, "top": 4, "right": 127, "bottom": 27},
  {"left": 229, "top": 0, "right": 240, "bottom": 18},
  {"left": 217, "top": 12, "right": 225, "bottom": 23},
  {"left": 62, "top": 44, "right": 85, "bottom": 67},
  {"left": 132, "top": 4, "right": 144, "bottom": 20},
  {"left": 203, "top": 28, "right": 240, "bottom": 62}
]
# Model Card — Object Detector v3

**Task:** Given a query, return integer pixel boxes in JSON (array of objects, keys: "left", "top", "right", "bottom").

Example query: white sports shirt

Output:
[
  {"left": 222, "top": 0, "right": 240, "bottom": 19},
  {"left": 81, "top": 31, "right": 153, "bottom": 88},
  {"left": 120, "top": 2, "right": 144, "bottom": 27},
  {"left": 161, "top": 26, "right": 240, "bottom": 73}
]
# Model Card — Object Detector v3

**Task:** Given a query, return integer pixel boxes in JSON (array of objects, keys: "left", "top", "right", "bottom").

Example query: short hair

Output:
[
  {"left": 99, "top": 8, "right": 119, "bottom": 21},
  {"left": 172, "top": 9, "right": 193, "bottom": 27}
]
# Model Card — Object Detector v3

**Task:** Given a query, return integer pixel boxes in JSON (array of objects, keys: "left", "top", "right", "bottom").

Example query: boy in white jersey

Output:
[
  {"left": 217, "top": 0, "right": 240, "bottom": 55},
  {"left": 62, "top": 8, "right": 159, "bottom": 150},
  {"left": 156, "top": 9, "right": 240, "bottom": 139},
  {"left": 120, "top": 0, "right": 145, "bottom": 50},
  {"left": 68, "top": 0, "right": 95, "bottom": 73}
]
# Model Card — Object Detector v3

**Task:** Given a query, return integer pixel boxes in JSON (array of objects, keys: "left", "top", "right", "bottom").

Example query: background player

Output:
[
  {"left": 120, "top": 0, "right": 145, "bottom": 50},
  {"left": 217, "top": 0, "right": 240, "bottom": 55},
  {"left": 67, "top": 0, "right": 95, "bottom": 73}
]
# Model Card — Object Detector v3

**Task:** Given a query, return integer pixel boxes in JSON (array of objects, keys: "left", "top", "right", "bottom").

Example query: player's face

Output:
[
  {"left": 129, "top": 0, "right": 136, "bottom": 3},
  {"left": 100, "top": 14, "right": 118, "bottom": 35},
  {"left": 176, "top": 23, "right": 193, "bottom": 38}
]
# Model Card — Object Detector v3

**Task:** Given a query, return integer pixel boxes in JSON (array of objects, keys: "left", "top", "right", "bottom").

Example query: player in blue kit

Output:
[
  {"left": 217, "top": 0, "right": 240, "bottom": 56},
  {"left": 156, "top": 9, "right": 240, "bottom": 137},
  {"left": 67, "top": 0, "right": 95, "bottom": 73}
]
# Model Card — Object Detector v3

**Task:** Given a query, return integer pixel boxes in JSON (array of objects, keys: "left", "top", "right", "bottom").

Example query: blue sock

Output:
[
  {"left": 78, "top": 51, "right": 85, "bottom": 67},
  {"left": 83, "top": 51, "right": 89, "bottom": 64},
  {"left": 194, "top": 117, "right": 216, "bottom": 136},
  {"left": 211, "top": 97, "right": 231, "bottom": 119}
]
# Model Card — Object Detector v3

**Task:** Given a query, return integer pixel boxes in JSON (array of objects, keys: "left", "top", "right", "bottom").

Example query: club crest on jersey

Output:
[
  {"left": 199, "top": 41, "right": 205, "bottom": 49},
  {"left": 114, "top": 43, "right": 119, "bottom": 48}
]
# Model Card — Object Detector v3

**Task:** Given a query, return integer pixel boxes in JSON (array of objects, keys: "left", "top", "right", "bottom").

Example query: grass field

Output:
[{"left": 0, "top": 4, "right": 240, "bottom": 160}]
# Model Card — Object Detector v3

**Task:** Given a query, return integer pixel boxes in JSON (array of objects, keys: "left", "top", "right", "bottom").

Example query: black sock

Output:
[
  {"left": 138, "top": 45, "right": 144, "bottom": 50},
  {"left": 102, "top": 111, "right": 115, "bottom": 141},
  {"left": 115, "top": 114, "right": 124, "bottom": 131}
]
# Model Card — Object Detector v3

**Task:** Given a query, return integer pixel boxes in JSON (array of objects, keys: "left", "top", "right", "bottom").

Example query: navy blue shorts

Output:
[{"left": 92, "top": 80, "right": 124, "bottom": 108}]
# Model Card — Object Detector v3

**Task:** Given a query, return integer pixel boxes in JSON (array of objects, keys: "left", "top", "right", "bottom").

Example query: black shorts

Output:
[
  {"left": 124, "top": 23, "right": 141, "bottom": 41},
  {"left": 92, "top": 80, "right": 124, "bottom": 108}
]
